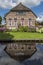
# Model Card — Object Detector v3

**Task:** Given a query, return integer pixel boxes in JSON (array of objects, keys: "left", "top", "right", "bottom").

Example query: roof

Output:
[
  {"left": 11, "top": 3, "right": 31, "bottom": 11},
  {"left": 4, "top": 3, "right": 37, "bottom": 18}
]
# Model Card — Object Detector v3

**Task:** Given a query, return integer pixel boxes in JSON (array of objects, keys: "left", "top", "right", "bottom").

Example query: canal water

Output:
[{"left": 0, "top": 43, "right": 43, "bottom": 65}]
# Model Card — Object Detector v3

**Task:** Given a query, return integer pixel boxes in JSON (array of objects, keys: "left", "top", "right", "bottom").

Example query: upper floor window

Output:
[{"left": 16, "top": 11, "right": 25, "bottom": 15}]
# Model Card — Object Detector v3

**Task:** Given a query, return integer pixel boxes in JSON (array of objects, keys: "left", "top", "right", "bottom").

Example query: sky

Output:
[{"left": 0, "top": 0, "right": 43, "bottom": 23}]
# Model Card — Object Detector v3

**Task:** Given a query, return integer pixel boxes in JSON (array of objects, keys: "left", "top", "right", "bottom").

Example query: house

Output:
[{"left": 4, "top": 3, "right": 37, "bottom": 29}]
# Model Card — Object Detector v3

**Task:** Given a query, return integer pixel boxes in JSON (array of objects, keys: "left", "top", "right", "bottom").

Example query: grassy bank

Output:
[{"left": 0, "top": 32, "right": 43, "bottom": 40}]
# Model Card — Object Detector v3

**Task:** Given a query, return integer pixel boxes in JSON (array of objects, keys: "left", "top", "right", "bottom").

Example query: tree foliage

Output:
[{"left": 0, "top": 16, "right": 2, "bottom": 24}]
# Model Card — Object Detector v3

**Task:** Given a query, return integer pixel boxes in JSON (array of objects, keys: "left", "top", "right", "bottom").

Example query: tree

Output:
[
  {"left": 41, "top": 22, "right": 43, "bottom": 25},
  {"left": 0, "top": 16, "right": 2, "bottom": 24},
  {"left": 35, "top": 21, "right": 39, "bottom": 26}
]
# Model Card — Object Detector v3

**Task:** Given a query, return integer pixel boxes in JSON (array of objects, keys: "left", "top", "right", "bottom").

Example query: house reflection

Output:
[{"left": 5, "top": 42, "right": 36, "bottom": 61}]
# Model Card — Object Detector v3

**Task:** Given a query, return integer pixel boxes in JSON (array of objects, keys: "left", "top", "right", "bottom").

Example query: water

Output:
[{"left": 0, "top": 44, "right": 43, "bottom": 65}]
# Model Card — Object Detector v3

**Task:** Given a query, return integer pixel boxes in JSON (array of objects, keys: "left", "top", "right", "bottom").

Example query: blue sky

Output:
[
  {"left": 0, "top": 0, "right": 43, "bottom": 23},
  {"left": 31, "top": 2, "right": 43, "bottom": 17}
]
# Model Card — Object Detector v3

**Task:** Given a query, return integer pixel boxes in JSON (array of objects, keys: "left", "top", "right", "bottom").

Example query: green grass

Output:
[{"left": 0, "top": 32, "right": 43, "bottom": 40}]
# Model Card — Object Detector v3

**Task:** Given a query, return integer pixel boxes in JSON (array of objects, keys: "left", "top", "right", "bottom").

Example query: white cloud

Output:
[
  {"left": 0, "top": 0, "right": 43, "bottom": 9},
  {"left": 36, "top": 12, "right": 43, "bottom": 22},
  {"left": 36, "top": 17, "right": 43, "bottom": 22},
  {"left": 0, "top": 0, "right": 16, "bottom": 9}
]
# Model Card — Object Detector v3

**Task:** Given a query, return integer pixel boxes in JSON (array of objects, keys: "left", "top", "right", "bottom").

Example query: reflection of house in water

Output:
[{"left": 5, "top": 43, "right": 36, "bottom": 61}]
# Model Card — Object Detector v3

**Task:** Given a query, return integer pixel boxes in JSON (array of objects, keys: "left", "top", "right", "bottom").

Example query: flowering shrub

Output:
[{"left": 0, "top": 27, "right": 5, "bottom": 32}]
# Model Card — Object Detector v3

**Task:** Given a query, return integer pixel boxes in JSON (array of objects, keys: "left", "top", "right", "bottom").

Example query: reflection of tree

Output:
[{"left": 0, "top": 32, "right": 14, "bottom": 40}]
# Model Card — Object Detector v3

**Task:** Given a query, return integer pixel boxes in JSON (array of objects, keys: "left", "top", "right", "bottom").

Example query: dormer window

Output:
[{"left": 16, "top": 11, "right": 25, "bottom": 15}]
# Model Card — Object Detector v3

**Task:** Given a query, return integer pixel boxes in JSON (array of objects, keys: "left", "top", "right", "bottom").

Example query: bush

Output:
[
  {"left": 19, "top": 26, "right": 29, "bottom": 32},
  {"left": 23, "top": 26, "right": 29, "bottom": 32},
  {"left": 19, "top": 26, "right": 24, "bottom": 32},
  {"left": 36, "top": 27, "right": 43, "bottom": 33},
  {"left": 6, "top": 29, "right": 18, "bottom": 32},
  {"left": 29, "top": 27, "right": 36, "bottom": 32},
  {"left": 0, "top": 27, "right": 6, "bottom": 32},
  {"left": 39, "top": 28, "right": 43, "bottom": 33},
  {"left": 11, "top": 29, "right": 17, "bottom": 32}
]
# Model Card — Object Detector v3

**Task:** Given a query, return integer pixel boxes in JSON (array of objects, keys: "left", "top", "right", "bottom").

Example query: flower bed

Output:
[{"left": 0, "top": 27, "right": 5, "bottom": 32}]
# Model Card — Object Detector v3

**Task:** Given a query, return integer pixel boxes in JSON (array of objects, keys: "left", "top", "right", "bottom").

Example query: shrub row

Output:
[
  {"left": 5, "top": 26, "right": 36, "bottom": 32},
  {"left": 19, "top": 26, "right": 29, "bottom": 32},
  {"left": 7, "top": 26, "right": 36, "bottom": 32}
]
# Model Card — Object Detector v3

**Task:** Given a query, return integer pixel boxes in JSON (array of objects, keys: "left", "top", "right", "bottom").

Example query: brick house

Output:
[{"left": 4, "top": 3, "right": 37, "bottom": 29}]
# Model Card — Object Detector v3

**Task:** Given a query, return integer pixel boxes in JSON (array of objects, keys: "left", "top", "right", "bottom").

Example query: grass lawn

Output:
[{"left": 0, "top": 32, "right": 43, "bottom": 40}]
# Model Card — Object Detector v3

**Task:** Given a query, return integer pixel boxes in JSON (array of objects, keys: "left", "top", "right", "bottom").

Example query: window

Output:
[
  {"left": 21, "top": 18, "right": 24, "bottom": 26},
  {"left": 14, "top": 18, "right": 17, "bottom": 20},
  {"left": 9, "top": 18, "right": 12, "bottom": 20},
  {"left": 16, "top": 11, "right": 25, "bottom": 15},
  {"left": 14, "top": 18, "right": 17, "bottom": 26},
  {"left": 29, "top": 18, "right": 32, "bottom": 26},
  {"left": 8, "top": 18, "right": 12, "bottom": 26},
  {"left": 9, "top": 22, "right": 11, "bottom": 26}
]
